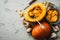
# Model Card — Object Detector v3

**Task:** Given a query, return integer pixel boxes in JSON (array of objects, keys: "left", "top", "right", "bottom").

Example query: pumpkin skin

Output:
[
  {"left": 24, "top": 3, "right": 46, "bottom": 22},
  {"left": 32, "top": 22, "right": 51, "bottom": 39}
]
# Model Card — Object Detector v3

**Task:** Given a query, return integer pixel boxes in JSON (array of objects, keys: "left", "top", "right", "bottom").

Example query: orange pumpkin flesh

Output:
[
  {"left": 46, "top": 9, "right": 58, "bottom": 22},
  {"left": 25, "top": 3, "right": 46, "bottom": 22},
  {"left": 32, "top": 22, "right": 51, "bottom": 39}
]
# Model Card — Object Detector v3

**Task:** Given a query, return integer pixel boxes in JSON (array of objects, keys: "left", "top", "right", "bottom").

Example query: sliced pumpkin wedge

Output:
[
  {"left": 46, "top": 9, "right": 58, "bottom": 22},
  {"left": 24, "top": 3, "right": 46, "bottom": 22}
]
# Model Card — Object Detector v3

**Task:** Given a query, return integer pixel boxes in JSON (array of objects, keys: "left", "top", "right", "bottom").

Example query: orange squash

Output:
[
  {"left": 32, "top": 22, "right": 51, "bottom": 38},
  {"left": 46, "top": 9, "right": 58, "bottom": 22}
]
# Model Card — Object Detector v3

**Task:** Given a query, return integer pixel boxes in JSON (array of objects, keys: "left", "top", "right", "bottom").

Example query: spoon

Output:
[{"left": 35, "top": 19, "right": 45, "bottom": 29}]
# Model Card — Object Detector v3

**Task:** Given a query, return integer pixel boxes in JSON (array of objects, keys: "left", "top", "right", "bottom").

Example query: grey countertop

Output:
[{"left": 0, "top": 0, "right": 60, "bottom": 40}]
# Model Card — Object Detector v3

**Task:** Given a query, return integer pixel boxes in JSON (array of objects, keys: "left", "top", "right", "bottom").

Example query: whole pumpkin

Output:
[{"left": 32, "top": 22, "right": 51, "bottom": 38}]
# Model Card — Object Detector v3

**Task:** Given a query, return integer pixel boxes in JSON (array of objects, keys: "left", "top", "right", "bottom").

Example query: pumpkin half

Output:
[
  {"left": 24, "top": 3, "right": 46, "bottom": 22},
  {"left": 46, "top": 9, "right": 58, "bottom": 22}
]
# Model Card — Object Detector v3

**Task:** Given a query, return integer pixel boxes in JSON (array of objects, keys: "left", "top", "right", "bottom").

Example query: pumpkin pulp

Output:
[{"left": 25, "top": 3, "right": 46, "bottom": 22}]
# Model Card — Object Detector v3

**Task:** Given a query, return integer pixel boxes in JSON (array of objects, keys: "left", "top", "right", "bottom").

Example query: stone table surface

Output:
[{"left": 0, "top": 0, "right": 60, "bottom": 40}]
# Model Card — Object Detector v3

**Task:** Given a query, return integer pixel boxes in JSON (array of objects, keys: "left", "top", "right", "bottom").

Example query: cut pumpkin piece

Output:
[
  {"left": 46, "top": 9, "right": 58, "bottom": 22},
  {"left": 50, "top": 16, "right": 57, "bottom": 22},
  {"left": 24, "top": 3, "right": 46, "bottom": 22}
]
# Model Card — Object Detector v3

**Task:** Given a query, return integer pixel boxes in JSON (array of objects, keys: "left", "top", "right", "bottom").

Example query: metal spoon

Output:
[{"left": 35, "top": 19, "right": 45, "bottom": 29}]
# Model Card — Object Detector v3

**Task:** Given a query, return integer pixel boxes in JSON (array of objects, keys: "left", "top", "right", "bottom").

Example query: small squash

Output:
[
  {"left": 32, "top": 22, "right": 51, "bottom": 38},
  {"left": 46, "top": 9, "right": 58, "bottom": 22},
  {"left": 24, "top": 3, "right": 46, "bottom": 22}
]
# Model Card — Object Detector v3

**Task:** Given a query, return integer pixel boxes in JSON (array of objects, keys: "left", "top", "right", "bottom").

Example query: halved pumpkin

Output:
[
  {"left": 46, "top": 9, "right": 58, "bottom": 22},
  {"left": 24, "top": 3, "right": 46, "bottom": 22}
]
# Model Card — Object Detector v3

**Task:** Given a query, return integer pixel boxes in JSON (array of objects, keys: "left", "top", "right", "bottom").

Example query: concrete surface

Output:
[{"left": 0, "top": 0, "right": 60, "bottom": 40}]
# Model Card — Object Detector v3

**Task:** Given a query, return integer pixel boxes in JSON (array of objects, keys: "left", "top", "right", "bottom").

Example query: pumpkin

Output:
[
  {"left": 46, "top": 9, "right": 58, "bottom": 22},
  {"left": 24, "top": 3, "right": 46, "bottom": 22},
  {"left": 32, "top": 22, "right": 51, "bottom": 38}
]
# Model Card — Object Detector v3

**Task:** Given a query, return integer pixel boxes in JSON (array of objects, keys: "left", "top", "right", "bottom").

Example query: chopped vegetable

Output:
[
  {"left": 25, "top": 3, "right": 46, "bottom": 22},
  {"left": 46, "top": 9, "right": 58, "bottom": 22}
]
